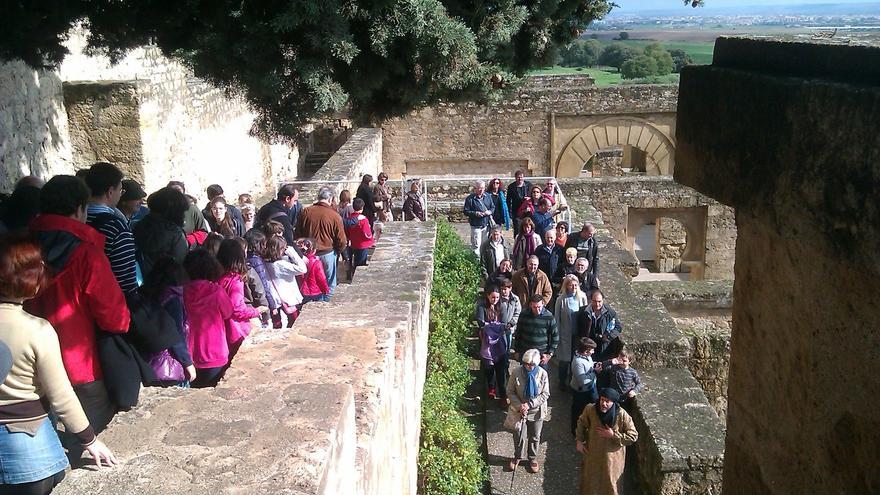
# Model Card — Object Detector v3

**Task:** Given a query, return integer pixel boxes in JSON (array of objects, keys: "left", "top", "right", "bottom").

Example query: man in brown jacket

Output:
[
  {"left": 512, "top": 255, "right": 553, "bottom": 307},
  {"left": 295, "top": 187, "right": 347, "bottom": 296}
]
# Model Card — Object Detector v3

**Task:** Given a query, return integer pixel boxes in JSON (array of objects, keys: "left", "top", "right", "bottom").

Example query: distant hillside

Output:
[{"left": 607, "top": 2, "right": 880, "bottom": 18}]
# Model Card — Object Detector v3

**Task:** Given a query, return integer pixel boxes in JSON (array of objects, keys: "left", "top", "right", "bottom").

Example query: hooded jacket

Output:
[
  {"left": 27, "top": 214, "right": 131, "bottom": 385},
  {"left": 133, "top": 213, "right": 188, "bottom": 279},
  {"left": 183, "top": 280, "right": 233, "bottom": 369}
]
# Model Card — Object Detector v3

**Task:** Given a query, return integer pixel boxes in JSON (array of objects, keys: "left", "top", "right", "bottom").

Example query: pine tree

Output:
[{"left": 0, "top": 0, "right": 617, "bottom": 141}]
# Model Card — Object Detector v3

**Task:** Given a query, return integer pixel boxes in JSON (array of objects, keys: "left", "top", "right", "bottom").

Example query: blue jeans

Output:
[
  {"left": 318, "top": 251, "right": 338, "bottom": 296},
  {"left": 0, "top": 419, "right": 68, "bottom": 484}
]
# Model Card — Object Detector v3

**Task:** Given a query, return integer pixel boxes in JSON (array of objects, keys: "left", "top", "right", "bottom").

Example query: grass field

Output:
[
  {"left": 611, "top": 39, "right": 715, "bottom": 65},
  {"left": 527, "top": 66, "right": 679, "bottom": 87}
]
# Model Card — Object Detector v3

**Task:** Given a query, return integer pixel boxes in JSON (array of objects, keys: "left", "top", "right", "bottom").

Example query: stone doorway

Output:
[{"left": 626, "top": 207, "right": 708, "bottom": 280}]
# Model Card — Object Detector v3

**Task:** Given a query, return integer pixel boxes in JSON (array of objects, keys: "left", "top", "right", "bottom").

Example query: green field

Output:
[
  {"left": 609, "top": 39, "right": 715, "bottom": 65},
  {"left": 527, "top": 66, "right": 679, "bottom": 87}
]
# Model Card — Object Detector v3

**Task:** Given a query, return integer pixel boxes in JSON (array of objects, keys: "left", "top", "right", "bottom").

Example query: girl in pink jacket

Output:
[
  {"left": 216, "top": 239, "right": 267, "bottom": 354},
  {"left": 183, "top": 249, "right": 233, "bottom": 388},
  {"left": 295, "top": 238, "right": 330, "bottom": 304}
]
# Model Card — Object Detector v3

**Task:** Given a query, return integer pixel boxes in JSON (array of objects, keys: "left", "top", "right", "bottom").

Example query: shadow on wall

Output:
[{"left": 0, "top": 60, "right": 73, "bottom": 190}]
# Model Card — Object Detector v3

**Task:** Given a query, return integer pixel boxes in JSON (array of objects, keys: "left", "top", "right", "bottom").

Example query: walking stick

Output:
[{"left": 509, "top": 416, "right": 527, "bottom": 493}]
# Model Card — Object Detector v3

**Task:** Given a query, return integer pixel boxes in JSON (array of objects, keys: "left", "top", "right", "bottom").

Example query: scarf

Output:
[
  {"left": 524, "top": 364, "right": 541, "bottom": 399},
  {"left": 597, "top": 388, "right": 620, "bottom": 427},
  {"left": 512, "top": 233, "right": 537, "bottom": 267}
]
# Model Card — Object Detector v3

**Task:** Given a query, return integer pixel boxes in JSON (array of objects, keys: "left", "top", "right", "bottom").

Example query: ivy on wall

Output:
[{"left": 418, "top": 221, "right": 486, "bottom": 495}]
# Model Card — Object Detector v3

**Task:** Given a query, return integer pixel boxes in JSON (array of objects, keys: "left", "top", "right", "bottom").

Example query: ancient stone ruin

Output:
[{"left": 2, "top": 29, "right": 875, "bottom": 495}]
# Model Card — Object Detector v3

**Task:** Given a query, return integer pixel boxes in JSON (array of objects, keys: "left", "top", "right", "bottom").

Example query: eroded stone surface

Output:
[{"left": 676, "top": 37, "right": 880, "bottom": 494}]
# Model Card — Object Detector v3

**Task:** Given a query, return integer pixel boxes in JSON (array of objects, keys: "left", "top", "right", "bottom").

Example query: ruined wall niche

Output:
[
  {"left": 560, "top": 176, "right": 735, "bottom": 280},
  {"left": 676, "top": 37, "right": 880, "bottom": 494},
  {"left": 381, "top": 80, "right": 678, "bottom": 178},
  {"left": 626, "top": 207, "right": 706, "bottom": 279}
]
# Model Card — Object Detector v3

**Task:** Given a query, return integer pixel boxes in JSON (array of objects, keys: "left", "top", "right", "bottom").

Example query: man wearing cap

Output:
[
  {"left": 567, "top": 222, "right": 599, "bottom": 277},
  {"left": 575, "top": 387, "right": 638, "bottom": 495},
  {"left": 118, "top": 179, "right": 148, "bottom": 225}
]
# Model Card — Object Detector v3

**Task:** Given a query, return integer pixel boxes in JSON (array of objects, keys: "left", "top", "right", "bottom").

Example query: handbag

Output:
[
  {"left": 148, "top": 349, "right": 185, "bottom": 382},
  {"left": 488, "top": 215, "right": 498, "bottom": 229},
  {"left": 503, "top": 406, "right": 523, "bottom": 431}
]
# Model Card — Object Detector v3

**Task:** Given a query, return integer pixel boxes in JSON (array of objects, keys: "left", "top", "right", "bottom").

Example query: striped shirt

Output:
[
  {"left": 87, "top": 204, "right": 139, "bottom": 293},
  {"left": 601, "top": 364, "right": 643, "bottom": 397}
]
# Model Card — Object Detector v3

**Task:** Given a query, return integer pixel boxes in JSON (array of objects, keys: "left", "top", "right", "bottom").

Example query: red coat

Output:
[
  {"left": 26, "top": 214, "right": 131, "bottom": 385},
  {"left": 345, "top": 213, "right": 375, "bottom": 249},
  {"left": 298, "top": 253, "right": 330, "bottom": 297}
]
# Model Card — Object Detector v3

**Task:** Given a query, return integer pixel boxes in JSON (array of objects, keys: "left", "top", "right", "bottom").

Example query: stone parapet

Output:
[
  {"left": 635, "top": 280, "right": 732, "bottom": 422},
  {"left": 632, "top": 368, "right": 726, "bottom": 495},
  {"left": 56, "top": 220, "right": 435, "bottom": 495}
]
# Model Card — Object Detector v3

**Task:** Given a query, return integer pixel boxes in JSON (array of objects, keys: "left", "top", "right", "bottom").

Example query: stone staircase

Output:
[{"left": 298, "top": 151, "right": 334, "bottom": 180}]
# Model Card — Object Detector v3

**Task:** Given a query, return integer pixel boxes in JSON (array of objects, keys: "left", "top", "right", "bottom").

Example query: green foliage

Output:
[
  {"left": 644, "top": 43, "right": 674, "bottom": 75},
  {"left": 419, "top": 221, "right": 485, "bottom": 495},
  {"left": 620, "top": 54, "right": 658, "bottom": 79},
  {"left": 669, "top": 48, "right": 694, "bottom": 72},
  {"left": 0, "top": 0, "right": 616, "bottom": 142},
  {"left": 618, "top": 31, "right": 629, "bottom": 40},
  {"left": 597, "top": 43, "right": 639, "bottom": 71},
  {"left": 558, "top": 39, "right": 601, "bottom": 67}
]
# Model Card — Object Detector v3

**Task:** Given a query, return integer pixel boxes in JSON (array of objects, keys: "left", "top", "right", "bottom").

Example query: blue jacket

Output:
[{"left": 463, "top": 193, "right": 495, "bottom": 228}]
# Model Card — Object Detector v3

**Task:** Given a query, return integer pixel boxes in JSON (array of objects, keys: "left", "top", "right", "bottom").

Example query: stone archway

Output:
[
  {"left": 626, "top": 207, "right": 707, "bottom": 280},
  {"left": 555, "top": 117, "right": 675, "bottom": 177}
]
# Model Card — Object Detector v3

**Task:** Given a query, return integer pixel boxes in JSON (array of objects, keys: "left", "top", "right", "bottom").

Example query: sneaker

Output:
[
  {"left": 487, "top": 387, "right": 496, "bottom": 400},
  {"left": 506, "top": 459, "right": 519, "bottom": 471},
  {"left": 528, "top": 460, "right": 539, "bottom": 473}
]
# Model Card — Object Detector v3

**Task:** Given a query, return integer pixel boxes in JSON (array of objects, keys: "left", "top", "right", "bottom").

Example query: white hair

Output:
[
  {"left": 317, "top": 187, "right": 334, "bottom": 202},
  {"left": 474, "top": 180, "right": 486, "bottom": 188},
  {"left": 522, "top": 349, "right": 541, "bottom": 365}
]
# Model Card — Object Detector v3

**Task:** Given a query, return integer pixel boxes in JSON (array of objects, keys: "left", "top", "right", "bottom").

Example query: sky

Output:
[{"left": 612, "top": 0, "right": 876, "bottom": 13}]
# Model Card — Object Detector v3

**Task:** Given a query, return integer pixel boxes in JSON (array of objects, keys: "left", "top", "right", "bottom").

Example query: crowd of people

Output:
[
  {"left": 0, "top": 165, "right": 395, "bottom": 494},
  {"left": 470, "top": 172, "right": 641, "bottom": 494}
]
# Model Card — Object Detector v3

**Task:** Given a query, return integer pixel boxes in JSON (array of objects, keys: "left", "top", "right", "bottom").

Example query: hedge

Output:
[{"left": 418, "top": 221, "right": 487, "bottom": 495}]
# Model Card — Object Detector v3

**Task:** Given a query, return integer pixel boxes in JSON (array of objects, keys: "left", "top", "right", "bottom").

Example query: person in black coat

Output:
[
  {"left": 577, "top": 290, "right": 622, "bottom": 363},
  {"left": 356, "top": 174, "right": 377, "bottom": 226},
  {"left": 256, "top": 184, "right": 298, "bottom": 244},
  {"left": 506, "top": 170, "right": 532, "bottom": 233}
]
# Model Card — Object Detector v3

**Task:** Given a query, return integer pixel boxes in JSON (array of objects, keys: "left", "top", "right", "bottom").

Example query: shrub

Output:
[{"left": 418, "top": 221, "right": 486, "bottom": 495}]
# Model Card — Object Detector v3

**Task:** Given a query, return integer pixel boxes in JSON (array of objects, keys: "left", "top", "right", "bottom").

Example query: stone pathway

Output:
[{"left": 452, "top": 223, "right": 638, "bottom": 495}]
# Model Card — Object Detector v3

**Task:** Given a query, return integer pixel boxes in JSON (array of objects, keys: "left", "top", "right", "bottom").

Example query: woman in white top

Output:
[
  {"left": 263, "top": 235, "right": 308, "bottom": 327},
  {"left": 554, "top": 274, "right": 589, "bottom": 389}
]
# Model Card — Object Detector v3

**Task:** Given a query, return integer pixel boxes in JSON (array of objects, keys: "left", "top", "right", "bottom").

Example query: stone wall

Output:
[
  {"left": 405, "top": 176, "right": 735, "bottom": 281},
  {"left": 0, "top": 60, "right": 74, "bottom": 190},
  {"left": 635, "top": 280, "right": 733, "bottom": 422},
  {"left": 676, "top": 37, "right": 880, "bottom": 494},
  {"left": 57, "top": 223, "right": 434, "bottom": 495},
  {"left": 297, "top": 128, "right": 382, "bottom": 203},
  {"left": 560, "top": 176, "right": 736, "bottom": 280},
  {"left": 381, "top": 80, "right": 678, "bottom": 178},
  {"left": 572, "top": 203, "right": 726, "bottom": 495},
  {"left": 63, "top": 81, "right": 146, "bottom": 182},
  {"left": 59, "top": 28, "right": 297, "bottom": 201}
]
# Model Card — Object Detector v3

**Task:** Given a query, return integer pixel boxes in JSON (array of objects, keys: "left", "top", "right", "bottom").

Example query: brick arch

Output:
[{"left": 555, "top": 117, "right": 675, "bottom": 177}]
